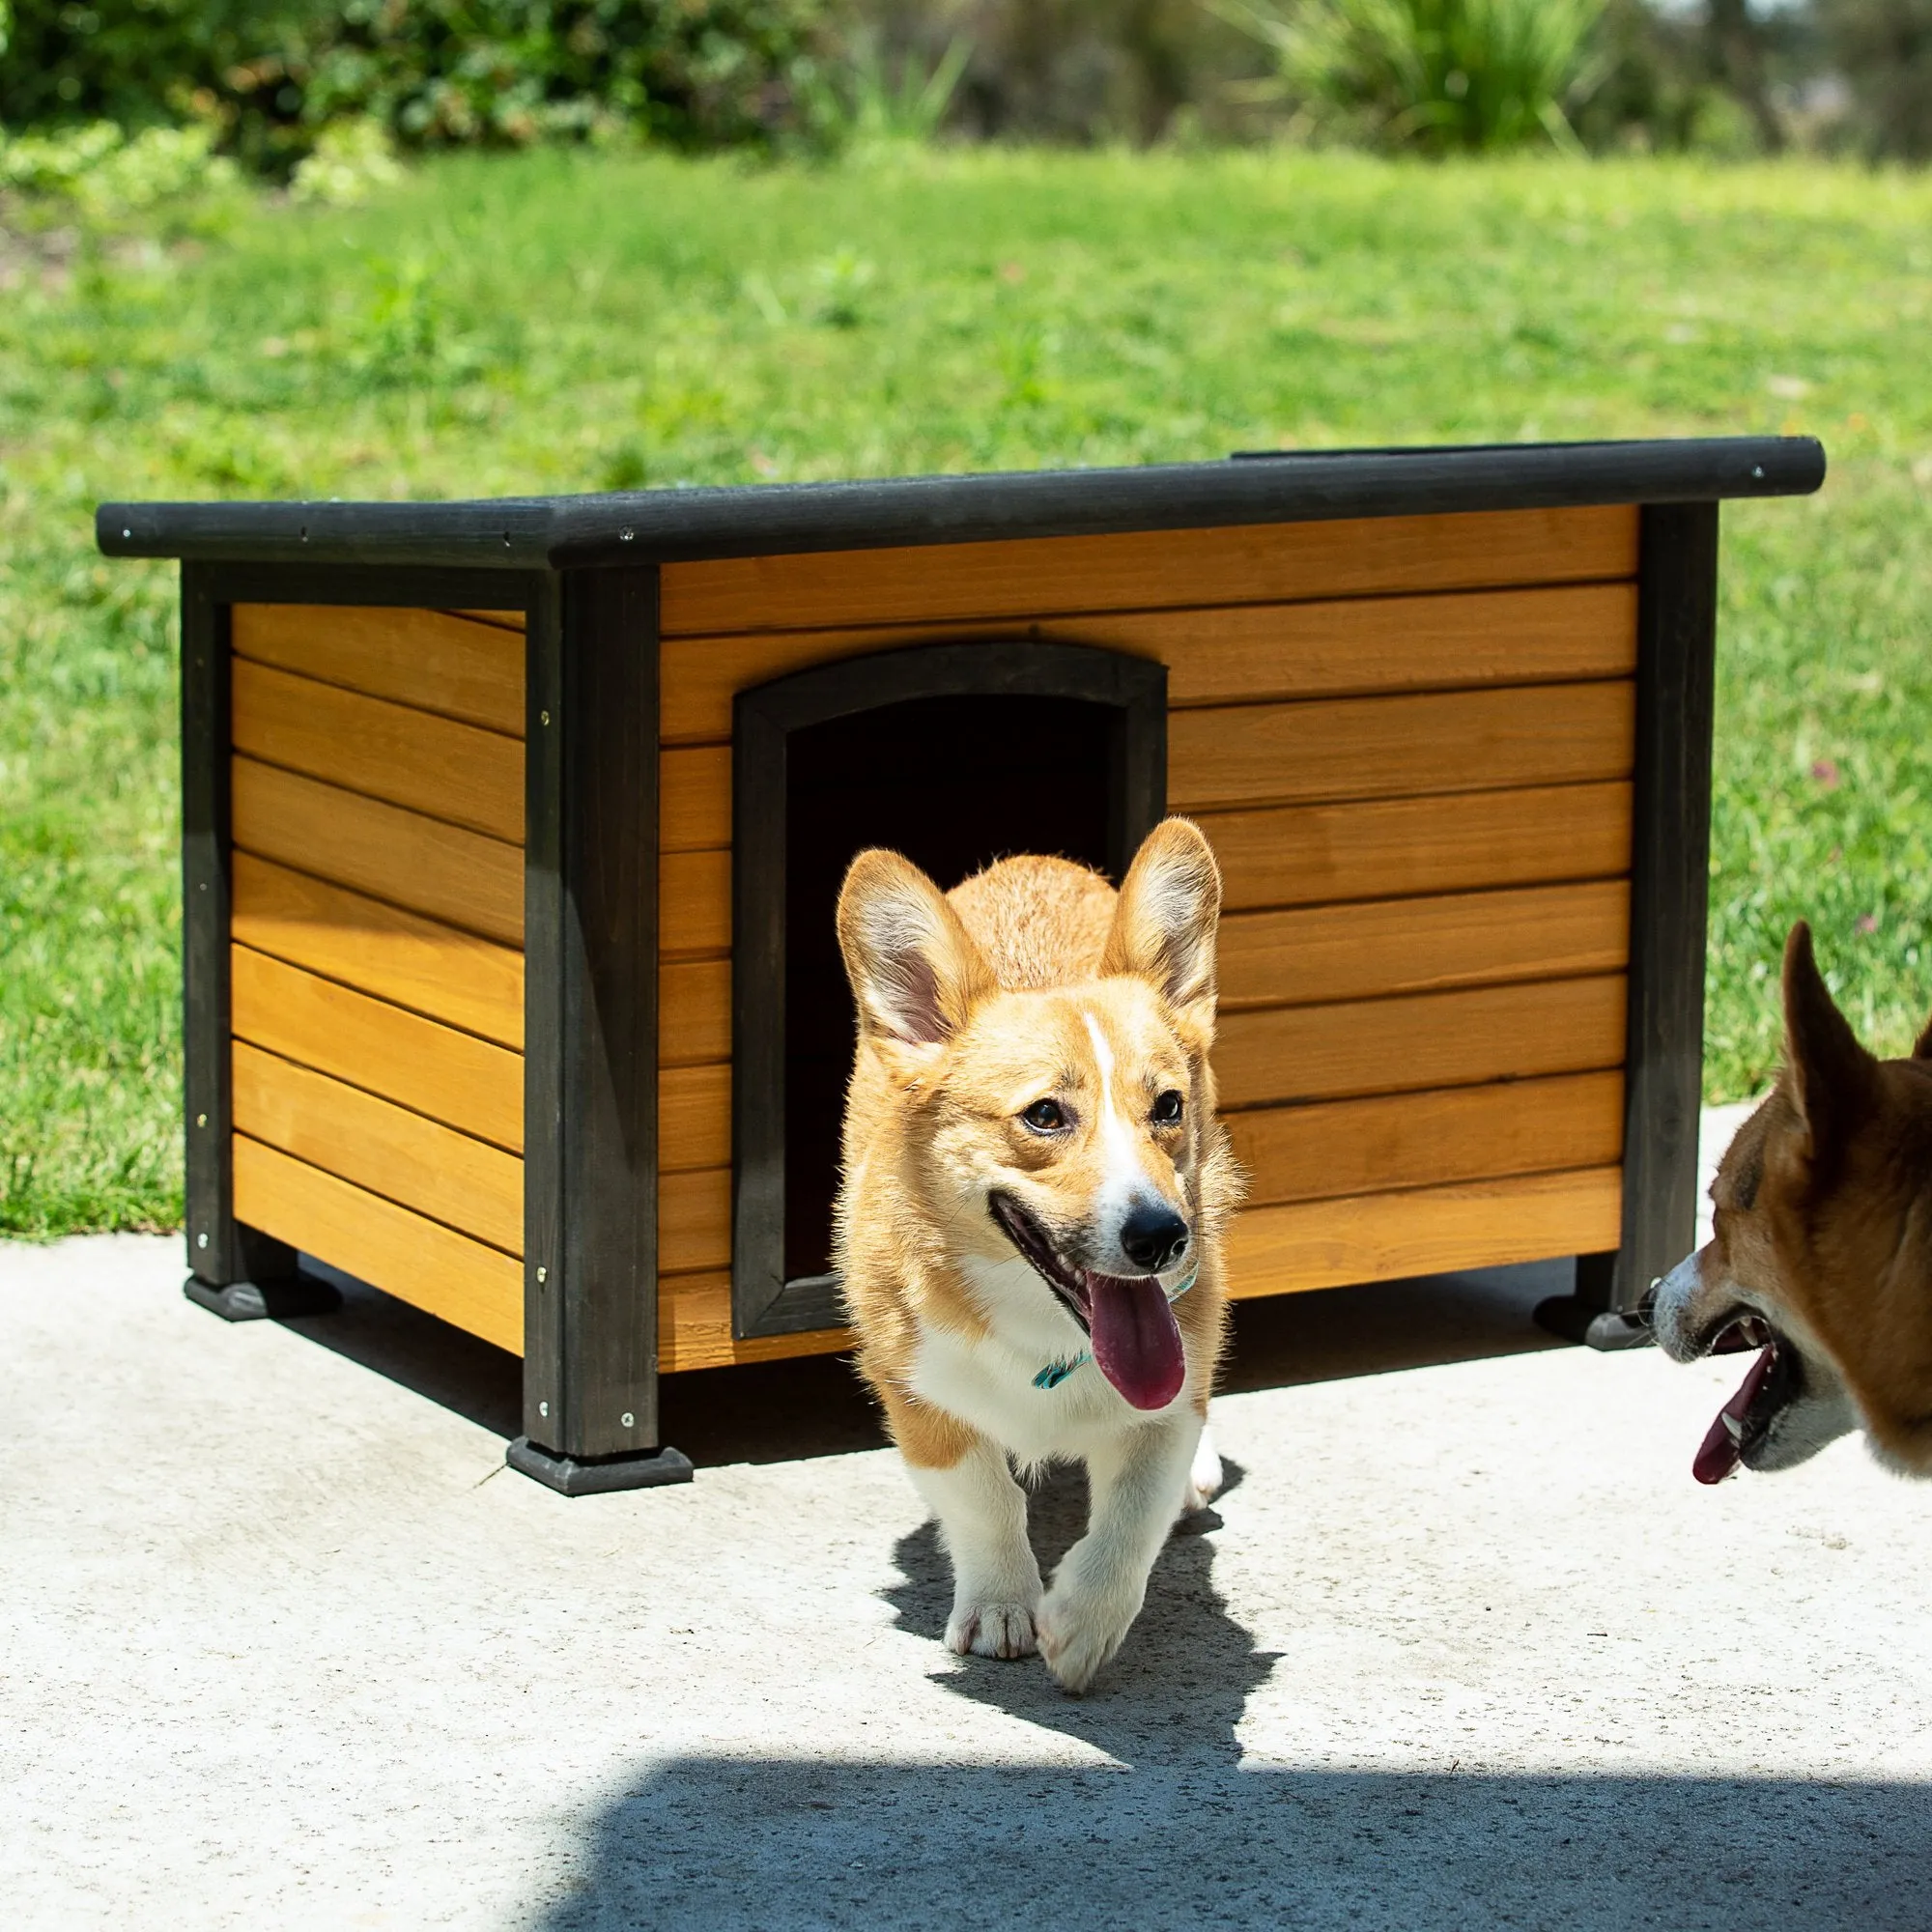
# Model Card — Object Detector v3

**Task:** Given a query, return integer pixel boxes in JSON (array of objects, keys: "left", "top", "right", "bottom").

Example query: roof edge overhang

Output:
[{"left": 97, "top": 435, "right": 1826, "bottom": 573}]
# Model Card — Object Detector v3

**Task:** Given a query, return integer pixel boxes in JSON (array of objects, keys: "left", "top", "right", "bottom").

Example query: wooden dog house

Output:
[{"left": 99, "top": 438, "right": 1824, "bottom": 1492}]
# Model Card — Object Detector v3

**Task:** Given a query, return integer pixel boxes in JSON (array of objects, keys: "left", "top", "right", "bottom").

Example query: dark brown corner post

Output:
[
  {"left": 1539, "top": 501, "right": 1720, "bottom": 1351},
  {"left": 510, "top": 564, "right": 692, "bottom": 1494},
  {"left": 178, "top": 562, "right": 335, "bottom": 1322}
]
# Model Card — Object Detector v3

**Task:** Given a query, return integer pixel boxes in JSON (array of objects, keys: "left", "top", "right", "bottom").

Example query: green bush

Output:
[
  {"left": 1219, "top": 0, "right": 1608, "bottom": 152},
  {"left": 0, "top": 0, "right": 838, "bottom": 171},
  {"left": 0, "top": 120, "right": 239, "bottom": 213}
]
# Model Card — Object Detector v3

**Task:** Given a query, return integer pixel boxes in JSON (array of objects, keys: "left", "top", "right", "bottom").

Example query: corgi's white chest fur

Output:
[{"left": 907, "top": 1255, "right": 1177, "bottom": 1468}]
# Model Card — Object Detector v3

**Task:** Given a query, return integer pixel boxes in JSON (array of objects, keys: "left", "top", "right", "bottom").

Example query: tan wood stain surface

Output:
[{"left": 226, "top": 509, "right": 1642, "bottom": 1369}]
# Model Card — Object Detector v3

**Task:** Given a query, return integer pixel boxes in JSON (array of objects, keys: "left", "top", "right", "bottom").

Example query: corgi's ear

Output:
[
  {"left": 837, "top": 849, "right": 988, "bottom": 1055},
  {"left": 1782, "top": 921, "right": 1877, "bottom": 1155},
  {"left": 1103, "top": 818, "right": 1221, "bottom": 1018}
]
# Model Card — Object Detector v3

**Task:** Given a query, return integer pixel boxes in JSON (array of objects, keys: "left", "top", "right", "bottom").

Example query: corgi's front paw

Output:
[
  {"left": 946, "top": 1598, "right": 1038, "bottom": 1661},
  {"left": 1185, "top": 1427, "right": 1223, "bottom": 1513},
  {"left": 1037, "top": 1575, "right": 1140, "bottom": 1694}
]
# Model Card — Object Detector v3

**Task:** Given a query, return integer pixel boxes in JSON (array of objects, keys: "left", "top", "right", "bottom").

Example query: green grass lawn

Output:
[{"left": 4, "top": 147, "right": 1930, "bottom": 1236}]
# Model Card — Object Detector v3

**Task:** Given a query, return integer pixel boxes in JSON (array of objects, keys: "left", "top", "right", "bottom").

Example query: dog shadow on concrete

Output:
[{"left": 874, "top": 1455, "right": 1276, "bottom": 1770}]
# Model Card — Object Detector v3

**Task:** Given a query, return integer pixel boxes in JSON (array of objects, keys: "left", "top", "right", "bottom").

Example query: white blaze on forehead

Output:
[{"left": 1082, "top": 1009, "right": 1143, "bottom": 1201}]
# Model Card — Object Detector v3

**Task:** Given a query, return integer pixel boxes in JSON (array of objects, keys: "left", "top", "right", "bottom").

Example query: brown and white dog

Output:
[
  {"left": 1652, "top": 921, "right": 1932, "bottom": 1483},
  {"left": 834, "top": 818, "right": 1238, "bottom": 1692}
]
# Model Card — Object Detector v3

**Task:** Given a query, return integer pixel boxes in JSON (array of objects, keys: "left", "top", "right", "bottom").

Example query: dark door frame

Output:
[{"left": 729, "top": 639, "right": 1169, "bottom": 1341}]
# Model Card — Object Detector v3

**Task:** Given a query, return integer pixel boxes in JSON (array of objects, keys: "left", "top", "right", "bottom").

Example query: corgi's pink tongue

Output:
[
  {"left": 1692, "top": 1346, "right": 1776, "bottom": 1485},
  {"left": 1086, "top": 1274, "right": 1185, "bottom": 1410}
]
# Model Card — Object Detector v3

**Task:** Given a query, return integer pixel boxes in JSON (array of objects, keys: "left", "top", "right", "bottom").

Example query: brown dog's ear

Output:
[
  {"left": 837, "top": 849, "right": 988, "bottom": 1054},
  {"left": 1102, "top": 818, "right": 1222, "bottom": 1017},
  {"left": 1914, "top": 1011, "right": 1932, "bottom": 1063},
  {"left": 1782, "top": 921, "right": 1877, "bottom": 1151}
]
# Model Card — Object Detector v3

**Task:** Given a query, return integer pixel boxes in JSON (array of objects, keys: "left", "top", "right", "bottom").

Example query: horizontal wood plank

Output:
[
  {"left": 232, "top": 604, "right": 524, "bottom": 735},
  {"left": 663, "top": 746, "right": 730, "bottom": 852},
  {"left": 1216, "top": 974, "right": 1628, "bottom": 1110},
  {"left": 663, "top": 849, "right": 730, "bottom": 955},
  {"left": 659, "top": 505, "right": 1639, "bottom": 636},
  {"left": 232, "top": 756, "right": 524, "bottom": 947},
  {"left": 1227, "top": 1071, "right": 1623, "bottom": 1210},
  {"left": 233, "top": 1041, "right": 523, "bottom": 1255},
  {"left": 232, "top": 852, "right": 525, "bottom": 1050},
  {"left": 660, "top": 681, "right": 1634, "bottom": 855},
  {"left": 234, "top": 1135, "right": 524, "bottom": 1354},
  {"left": 660, "top": 959, "right": 729, "bottom": 1067},
  {"left": 1203, "top": 781, "right": 1632, "bottom": 913},
  {"left": 658, "top": 581, "right": 1637, "bottom": 746},
  {"left": 232, "top": 658, "right": 524, "bottom": 842},
  {"left": 446, "top": 609, "right": 526, "bottom": 633},
  {"left": 1223, "top": 1167, "right": 1623, "bottom": 1298},
  {"left": 661, "top": 1165, "right": 729, "bottom": 1273},
  {"left": 658, "top": 1270, "right": 850, "bottom": 1373},
  {"left": 660, "top": 1063, "right": 730, "bottom": 1171},
  {"left": 1169, "top": 681, "right": 1634, "bottom": 815},
  {"left": 1219, "top": 880, "right": 1630, "bottom": 1011},
  {"left": 232, "top": 946, "right": 524, "bottom": 1152}
]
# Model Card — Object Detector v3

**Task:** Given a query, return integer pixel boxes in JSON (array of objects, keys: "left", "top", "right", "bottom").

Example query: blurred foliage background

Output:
[{"left": 1, "top": 2, "right": 1929, "bottom": 166}]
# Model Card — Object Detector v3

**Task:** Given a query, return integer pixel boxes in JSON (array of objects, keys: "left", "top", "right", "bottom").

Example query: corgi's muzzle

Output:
[
  {"left": 987, "top": 1189, "right": 1189, "bottom": 1413},
  {"left": 1654, "top": 1249, "right": 1806, "bottom": 1484}
]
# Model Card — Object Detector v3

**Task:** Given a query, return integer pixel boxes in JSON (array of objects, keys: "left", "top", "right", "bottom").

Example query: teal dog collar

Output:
[{"left": 1032, "top": 1259, "right": 1199, "bottom": 1390}]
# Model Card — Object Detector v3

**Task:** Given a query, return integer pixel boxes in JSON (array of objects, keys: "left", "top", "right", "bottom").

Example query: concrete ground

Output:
[{"left": 7, "top": 1103, "right": 1931, "bottom": 1931}]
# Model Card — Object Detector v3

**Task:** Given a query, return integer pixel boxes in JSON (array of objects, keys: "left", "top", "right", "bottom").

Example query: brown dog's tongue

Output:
[
  {"left": 1086, "top": 1273, "right": 1186, "bottom": 1410},
  {"left": 1692, "top": 1346, "right": 1776, "bottom": 1485}
]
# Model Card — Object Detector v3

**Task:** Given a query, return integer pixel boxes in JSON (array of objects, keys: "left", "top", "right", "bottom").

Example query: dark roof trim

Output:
[{"left": 98, "top": 436, "right": 1825, "bottom": 573}]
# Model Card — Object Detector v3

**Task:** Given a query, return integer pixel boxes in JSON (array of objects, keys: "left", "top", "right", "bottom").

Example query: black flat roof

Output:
[{"left": 97, "top": 435, "right": 1825, "bottom": 573}]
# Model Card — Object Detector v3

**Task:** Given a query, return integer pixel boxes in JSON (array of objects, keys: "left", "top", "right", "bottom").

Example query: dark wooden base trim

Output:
[
  {"left": 505, "top": 1436, "right": 694, "bottom": 1495},
  {"left": 183, "top": 1274, "right": 343, "bottom": 1322}
]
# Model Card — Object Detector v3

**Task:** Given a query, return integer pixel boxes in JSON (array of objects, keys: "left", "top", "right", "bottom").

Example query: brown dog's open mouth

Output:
[
  {"left": 1691, "top": 1314, "right": 1803, "bottom": 1484},
  {"left": 986, "top": 1191, "right": 1186, "bottom": 1412}
]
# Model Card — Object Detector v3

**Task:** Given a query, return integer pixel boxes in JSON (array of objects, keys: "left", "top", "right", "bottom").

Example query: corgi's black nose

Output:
[{"left": 1120, "top": 1206, "right": 1189, "bottom": 1274}]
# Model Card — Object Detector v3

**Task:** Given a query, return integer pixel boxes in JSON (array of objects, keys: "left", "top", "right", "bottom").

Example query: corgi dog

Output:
[
  {"left": 834, "top": 818, "right": 1238, "bottom": 1692},
  {"left": 1652, "top": 921, "right": 1932, "bottom": 1483}
]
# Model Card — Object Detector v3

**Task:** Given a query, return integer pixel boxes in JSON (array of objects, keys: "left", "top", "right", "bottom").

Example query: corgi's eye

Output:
[
  {"left": 1151, "top": 1090, "right": 1184, "bottom": 1125},
  {"left": 1020, "top": 1098, "right": 1067, "bottom": 1133}
]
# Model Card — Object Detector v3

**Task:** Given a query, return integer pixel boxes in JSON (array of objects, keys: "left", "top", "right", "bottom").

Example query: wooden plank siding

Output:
[
  {"left": 231, "top": 657, "right": 524, "bottom": 842},
  {"left": 234, "top": 1135, "right": 525, "bottom": 1354},
  {"left": 649, "top": 517, "right": 1639, "bottom": 1353},
  {"left": 656, "top": 580, "right": 1638, "bottom": 745},
  {"left": 226, "top": 515, "right": 1646, "bottom": 1377},
  {"left": 1215, "top": 879, "right": 1630, "bottom": 1011},
  {"left": 233, "top": 1040, "right": 523, "bottom": 1256},
  {"left": 656, "top": 682, "right": 1635, "bottom": 857},
  {"left": 232, "top": 851, "right": 525, "bottom": 1050},
  {"left": 232, "top": 756, "right": 524, "bottom": 947},
  {"left": 1222, "top": 1168, "right": 1624, "bottom": 1299},
  {"left": 231, "top": 947, "right": 524, "bottom": 1153},
  {"left": 232, "top": 604, "right": 525, "bottom": 734},
  {"left": 229, "top": 603, "right": 531, "bottom": 1358},
  {"left": 657, "top": 504, "right": 1639, "bottom": 635}
]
